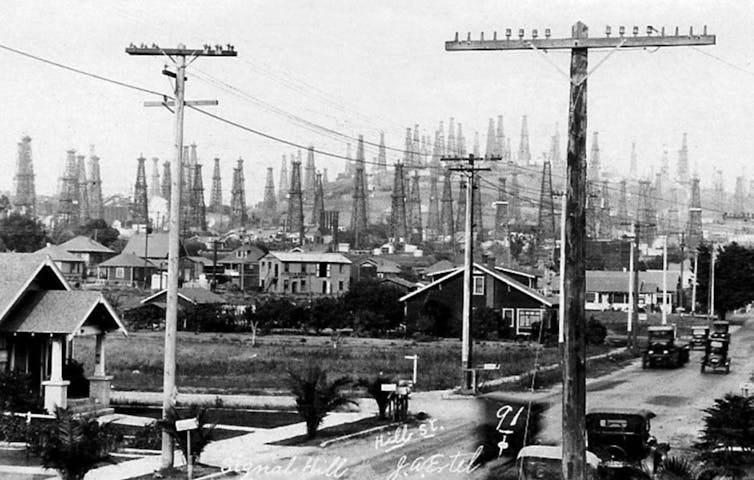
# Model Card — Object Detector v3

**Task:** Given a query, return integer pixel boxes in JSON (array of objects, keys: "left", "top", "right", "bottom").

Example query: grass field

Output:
[{"left": 73, "top": 332, "right": 612, "bottom": 394}]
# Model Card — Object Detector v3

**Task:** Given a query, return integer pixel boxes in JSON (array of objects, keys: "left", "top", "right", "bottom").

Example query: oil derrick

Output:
[
  {"left": 586, "top": 132, "right": 601, "bottom": 238},
  {"left": 677, "top": 133, "right": 689, "bottom": 185},
  {"left": 748, "top": 180, "right": 754, "bottom": 212},
  {"left": 505, "top": 138, "right": 512, "bottom": 163},
  {"left": 230, "top": 158, "right": 248, "bottom": 226},
  {"left": 588, "top": 132, "right": 601, "bottom": 182},
  {"left": 262, "top": 167, "right": 277, "bottom": 226},
  {"left": 278, "top": 155, "right": 288, "bottom": 203},
  {"left": 537, "top": 161, "right": 557, "bottom": 241},
  {"left": 599, "top": 180, "right": 612, "bottom": 238},
  {"left": 437, "top": 121, "right": 446, "bottom": 158},
  {"left": 149, "top": 157, "right": 161, "bottom": 199},
  {"left": 189, "top": 164, "right": 207, "bottom": 232},
  {"left": 472, "top": 175, "right": 484, "bottom": 242},
  {"left": 57, "top": 149, "right": 79, "bottom": 225},
  {"left": 88, "top": 152, "right": 104, "bottom": 220},
  {"left": 517, "top": 115, "right": 531, "bottom": 166},
  {"left": 161, "top": 161, "right": 171, "bottom": 203},
  {"left": 617, "top": 179, "right": 628, "bottom": 224},
  {"left": 426, "top": 174, "right": 440, "bottom": 240},
  {"left": 77, "top": 154, "right": 89, "bottom": 224},
  {"left": 376, "top": 132, "right": 387, "bottom": 171},
  {"left": 456, "top": 123, "right": 466, "bottom": 157},
  {"left": 550, "top": 125, "right": 563, "bottom": 175},
  {"left": 494, "top": 178, "right": 508, "bottom": 240},
  {"left": 390, "top": 163, "right": 408, "bottom": 242},
  {"left": 654, "top": 172, "right": 666, "bottom": 234},
  {"left": 350, "top": 156, "right": 368, "bottom": 248},
  {"left": 440, "top": 170, "right": 454, "bottom": 242},
  {"left": 496, "top": 115, "right": 505, "bottom": 158},
  {"left": 312, "top": 172, "right": 325, "bottom": 233},
  {"left": 287, "top": 160, "right": 304, "bottom": 242},
  {"left": 209, "top": 158, "right": 223, "bottom": 212},
  {"left": 322, "top": 168, "right": 329, "bottom": 187},
  {"left": 304, "top": 146, "right": 316, "bottom": 204},
  {"left": 629, "top": 142, "right": 638, "bottom": 178},
  {"left": 667, "top": 186, "right": 680, "bottom": 234},
  {"left": 661, "top": 147, "right": 670, "bottom": 178},
  {"left": 473, "top": 131, "right": 480, "bottom": 158},
  {"left": 430, "top": 130, "right": 443, "bottom": 170},
  {"left": 344, "top": 144, "right": 354, "bottom": 178},
  {"left": 422, "top": 134, "right": 431, "bottom": 165},
  {"left": 686, "top": 176, "right": 703, "bottom": 250},
  {"left": 734, "top": 176, "right": 745, "bottom": 214},
  {"left": 132, "top": 155, "right": 148, "bottom": 225},
  {"left": 413, "top": 125, "right": 421, "bottom": 166},
  {"left": 408, "top": 171, "right": 423, "bottom": 244},
  {"left": 637, "top": 179, "right": 657, "bottom": 244},
  {"left": 509, "top": 172, "right": 521, "bottom": 225},
  {"left": 485, "top": 118, "right": 496, "bottom": 158},
  {"left": 714, "top": 169, "right": 725, "bottom": 214},
  {"left": 447, "top": 117, "right": 457, "bottom": 156},
  {"left": 13, "top": 136, "right": 36, "bottom": 216},
  {"left": 403, "top": 128, "right": 414, "bottom": 165},
  {"left": 455, "top": 178, "right": 467, "bottom": 234},
  {"left": 180, "top": 146, "right": 191, "bottom": 230}
]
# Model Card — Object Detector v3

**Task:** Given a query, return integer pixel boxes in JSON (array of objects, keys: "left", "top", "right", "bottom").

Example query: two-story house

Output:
[
  {"left": 218, "top": 244, "right": 267, "bottom": 291},
  {"left": 259, "top": 251, "right": 351, "bottom": 295}
]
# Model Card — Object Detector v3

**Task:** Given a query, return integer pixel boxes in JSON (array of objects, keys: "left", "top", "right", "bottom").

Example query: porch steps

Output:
[{"left": 67, "top": 398, "right": 114, "bottom": 418}]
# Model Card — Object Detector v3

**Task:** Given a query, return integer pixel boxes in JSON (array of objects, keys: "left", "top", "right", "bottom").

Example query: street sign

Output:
[
  {"left": 175, "top": 417, "right": 199, "bottom": 432},
  {"left": 483, "top": 363, "right": 500, "bottom": 370}
]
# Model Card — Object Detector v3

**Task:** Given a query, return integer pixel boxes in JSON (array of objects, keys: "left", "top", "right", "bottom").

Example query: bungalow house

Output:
[
  {"left": 57, "top": 235, "right": 115, "bottom": 274},
  {"left": 218, "top": 244, "right": 267, "bottom": 291},
  {"left": 140, "top": 287, "right": 228, "bottom": 329},
  {"left": 122, "top": 232, "right": 195, "bottom": 282},
  {"left": 400, "top": 263, "right": 557, "bottom": 338},
  {"left": 0, "top": 253, "right": 126, "bottom": 413},
  {"left": 353, "top": 257, "right": 402, "bottom": 281},
  {"left": 96, "top": 253, "right": 159, "bottom": 288},
  {"left": 259, "top": 251, "right": 351, "bottom": 295},
  {"left": 35, "top": 244, "right": 86, "bottom": 282}
]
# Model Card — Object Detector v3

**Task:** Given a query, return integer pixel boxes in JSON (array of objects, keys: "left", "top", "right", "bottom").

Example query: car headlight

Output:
[
  {"left": 663, "top": 350, "right": 668, "bottom": 354},
  {"left": 648, "top": 350, "right": 654, "bottom": 354}
]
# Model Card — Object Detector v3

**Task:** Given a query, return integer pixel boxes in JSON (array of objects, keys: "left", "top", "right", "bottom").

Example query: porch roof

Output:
[{"left": 0, "top": 291, "right": 126, "bottom": 336}]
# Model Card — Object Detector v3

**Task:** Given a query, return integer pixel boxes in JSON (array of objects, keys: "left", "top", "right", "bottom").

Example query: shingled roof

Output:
[
  {"left": 141, "top": 287, "right": 226, "bottom": 306},
  {"left": 35, "top": 244, "right": 86, "bottom": 263},
  {"left": 122, "top": 232, "right": 187, "bottom": 259},
  {"left": 58, "top": 235, "right": 114, "bottom": 254},
  {"left": 0, "top": 253, "right": 70, "bottom": 322},
  {"left": 98, "top": 252, "right": 158, "bottom": 268}
]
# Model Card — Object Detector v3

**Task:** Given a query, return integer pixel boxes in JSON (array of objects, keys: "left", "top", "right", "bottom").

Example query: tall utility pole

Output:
[
  {"left": 709, "top": 245, "right": 716, "bottom": 318},
  {"left": 447, "top": 23, "right": 715, "bottom": 479},
  {"left": 127, "top": 43, "right": 236, "bottom": 471},
  {"left": 442, "top": 154, "right": 499, "bottom": 390}
]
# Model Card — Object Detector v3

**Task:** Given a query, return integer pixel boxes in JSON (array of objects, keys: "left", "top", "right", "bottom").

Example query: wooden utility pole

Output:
[
  {"left": 441, "top": 154, "right": 498, "bottom": 391},
  {"left": 446, "top": 22, "right": 714, "bottom": 479},
  {"left": 126, "top": 43, "right": 236, "bottom": 470},
  {"left": 709, "top": 245, "right": 716, "bottom": 318}
]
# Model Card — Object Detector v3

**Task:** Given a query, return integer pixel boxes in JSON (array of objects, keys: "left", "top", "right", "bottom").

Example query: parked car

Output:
[
  {"left": 586, "top": 408, "right": 669, "bottom": 477},
  {"left": 701, "top": 337, "right": 730, "bottom": 374},
  {"left": 690, "top": 325, "right": 710, "bottom": 350},
  {"left": 642, "top": 325, "right": 690, "bottom": 368},
  {"left": 516, "top": 445, "right": 601, "bottom": 480}
]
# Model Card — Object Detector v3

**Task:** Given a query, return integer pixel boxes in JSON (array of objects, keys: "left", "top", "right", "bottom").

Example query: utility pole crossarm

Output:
[
  {"left": 446, "top": 27, "right": 715, "bottom": 51},
  {"left": 126, "top": 45, "right": 238, "bottom": 56}
]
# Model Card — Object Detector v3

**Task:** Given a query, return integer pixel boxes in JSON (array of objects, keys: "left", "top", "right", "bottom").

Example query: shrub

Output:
[
  {"left": 157, "top": 406, "right": 216, "bottom": 466},
  {"left": 288, "top": 365, "right": 355, "bottom": 439},
  {"left": 0, "top": 371, "right": 39, "bottom": 412},
  {"left": 0, "top": 414, "right": 26, "bottom": 442},
  {"left": 358, "top": 374, "right": 393, "bottom": 419},
  {"left": 585, "top": 316, "right": 607, "bottom": 345},
  {"left": 695, "top": 393, "right": 754, "bottom": 475}
]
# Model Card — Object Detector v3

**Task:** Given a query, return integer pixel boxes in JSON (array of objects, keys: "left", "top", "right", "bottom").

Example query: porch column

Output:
[
  {"left": 88, "top": 333, "right": 113, "bottom": 407},
  {"left": 42, "top": 336, "right": 69, "bottom": 413}
]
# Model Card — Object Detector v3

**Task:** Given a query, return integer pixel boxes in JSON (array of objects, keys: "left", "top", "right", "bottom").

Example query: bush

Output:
[
  {"left": 358, "top": 374, "right": 393, "bottom": 419},
  {"left": 0, "top": 371, "right": 39, "bottom": 412},
  {"left": 586, "top": 316, "right": 607, "bottom": 345},
  {"left": 0, "top": 414, "right": 26, "bottom": 442},
  {"left": 158, "top": 406, "right": 216, "bottom": 465},
  {"left": 695, "top": 393, "right": 754, "bottom": 474}
]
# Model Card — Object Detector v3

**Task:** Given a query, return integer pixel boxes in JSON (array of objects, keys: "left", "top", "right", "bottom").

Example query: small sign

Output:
[
  {"left": 483, "top": 363, "right": 500, "bottom": 370},
  {"left": 175, "top": 417, "right": 199, "bottom": 432},
  {"left": 380, "top": 383, "right": 397, "bottom": 392},
  {"left": 638, "top": 313, "right": 648, "bottom": 322}
]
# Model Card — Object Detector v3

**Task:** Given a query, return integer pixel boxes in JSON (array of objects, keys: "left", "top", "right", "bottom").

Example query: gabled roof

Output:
[
  {"left": 141, "top": 287, "right": 226, "bottom": 306},
  {"left": 359, "top": 257, "right": 402, "bottom": 274},
  {"left": 0, "top": 291, "right": 126, "bottom": 336},
  {"left": 0, "top": 253, "right": 71, "bottom": 324},
  {"left": 58, "top": 235, "right": 114, "bottom": 254},
  {"left": 122, "top": 232, "right": 186, "bottom": 259},
  {"left": 218, "top": 245, "right": 267, "bottom": 264},
  {"left": 264, "top": 251, "right": 352, "bottom": 264},
  {"left": 98, "top": 252, "right": 158, "bottom": 268},
  {"left": 399, "top": 263, "right": 554, "bottom": 307},
  {"left": 495, "top": 265, "right": 539, "bottom": 279},
  {"left": 424, "top": 260, "right": 457, "bottom": 277},
  {"left": 380, "top": 277, "right": 417, "bottom": 290},
  {"left": 188, "top": 256, "right": 215, "bottom": 267},
  {"left": 35, "top": 245, "right": 86, "bottom": 263}
]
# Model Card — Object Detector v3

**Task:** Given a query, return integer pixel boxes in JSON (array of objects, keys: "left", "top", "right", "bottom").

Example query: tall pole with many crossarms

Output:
[{"left": 446, "top": 23, "right": 714, "bottom": 478}]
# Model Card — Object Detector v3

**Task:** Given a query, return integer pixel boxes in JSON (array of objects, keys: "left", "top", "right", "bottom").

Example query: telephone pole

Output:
[
  {"left": 446, "top": 22, "right": 714, "bottom": 479},
  {"left": 126, "top": 43, "right": 236, "bottom": 471},
  {"left": 442, "top": 154, "right": 499, "bottom": 391}
]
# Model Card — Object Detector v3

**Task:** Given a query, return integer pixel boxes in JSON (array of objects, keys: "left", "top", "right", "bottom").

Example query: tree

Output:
[
  {"left": 0, "top": 213, "right": 47, "bottom": 252},
  {"left": 75, "top": 219, "right": 120, "bottom": 248},
  {"left": 288, "top": 365, "right": 355, "bottom": 439},
  {"left": 693, "top": 242, "right": 754, "bottom": 319},
  {"left": 343, "top": 279, "right": 404, "bottom": 334}
]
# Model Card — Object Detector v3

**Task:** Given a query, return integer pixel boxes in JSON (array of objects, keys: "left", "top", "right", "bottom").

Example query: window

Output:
[
  {"left": 318, "top": 263, "right": 327, "bottom": 278},
  {"left": 300, "top": 280, "right": 306, "bottom": 292},
  {"left": 322, "top": 281, "right": 327, "bottom": 294},
  {"left": 115, "top": 267, "right": 125, "bottom": 279},
  {"left": 338, "top": 281, "right": 344, "bottom": 292},
  {"left": 284, "top": 263, "right": 289, "bottom": 273},
  {"left": 472, "top": 276, "right": 485, "bottom": 295},
  {"left": 517, "top": 309, "right": 542, "bottom": 334},
  {"left": 283, "top": 280, "right": 289, "bottom": 292},
  {"left": 502, "top": 308, "right": 515, "bottom": 328},
  {"left": 586, "top": 292, "right": 598, "bottom": 303},
  {"left": 339, "top": 264, "right": 344, "bottom": 273}
]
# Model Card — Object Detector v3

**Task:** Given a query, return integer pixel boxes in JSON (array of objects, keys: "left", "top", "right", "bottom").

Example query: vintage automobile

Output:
[
  {"left": 642, "top": 325, "right": 690, "bottom": 368},
  {"left": 690, "top": 325, "right": 710, "bottom": 350},
  {"left": 586, "top": 408, "right": 669, "bottom": 477},
  {"left": 516, "top": 445, "right": 601, "bottom": 479},
  {"left": 701, "top": 337, "right": 731, "bottom": 374},
  {"left": 710, "top": 320, "right": 730, "bottom": 341}
]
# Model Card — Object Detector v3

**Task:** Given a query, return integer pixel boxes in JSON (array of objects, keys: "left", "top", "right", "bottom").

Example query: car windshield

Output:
[
  {"left": 520, "top": 459, "right": 560, "bottom": 479},
  {"left": 649, "top": 331, "right": 673, "bottom": 344}
]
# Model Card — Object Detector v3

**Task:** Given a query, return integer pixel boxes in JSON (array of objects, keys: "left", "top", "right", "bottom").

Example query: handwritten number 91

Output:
[{"left": 496, "top": 405, "right": 525, "bottom": 432}]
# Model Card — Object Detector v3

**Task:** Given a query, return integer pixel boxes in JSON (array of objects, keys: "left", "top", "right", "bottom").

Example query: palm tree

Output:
[{"left": 288, "top": 365, "right": 355, "bottom": 439}]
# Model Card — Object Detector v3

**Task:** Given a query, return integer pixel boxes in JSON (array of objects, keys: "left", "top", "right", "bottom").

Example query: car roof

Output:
[
  {"left": 712, "top": 320, "right": 729, "bottom": 325},
  {"left": 517, "top": 445, "right": 601, "bottom": 467},
  {"left": 692, "top": 325, "right": 709, "bottom": 330},
  {"left": 587, "top": 408, "right": 656, "bottom": 419},
  {"left": 647, "top": 325, "right": 674, "bottom": 331}
]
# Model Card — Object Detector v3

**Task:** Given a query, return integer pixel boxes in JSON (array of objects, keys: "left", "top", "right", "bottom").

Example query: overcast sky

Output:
[{"left": 1, "top": 0, "right": 752, "bottom": 203}]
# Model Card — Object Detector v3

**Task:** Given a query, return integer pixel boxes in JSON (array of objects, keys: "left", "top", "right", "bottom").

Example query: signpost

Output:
[
  {"left": 175, "top": 417, "right": 199, "bottom": 480},
  {"left": 404, "top": 354, "right": 418, "bottom": 384}
]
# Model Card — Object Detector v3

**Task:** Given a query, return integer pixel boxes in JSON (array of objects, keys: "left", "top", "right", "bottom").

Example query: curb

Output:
[{"left": 318, "top": 421, "right": 401, "bottom": 448}]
